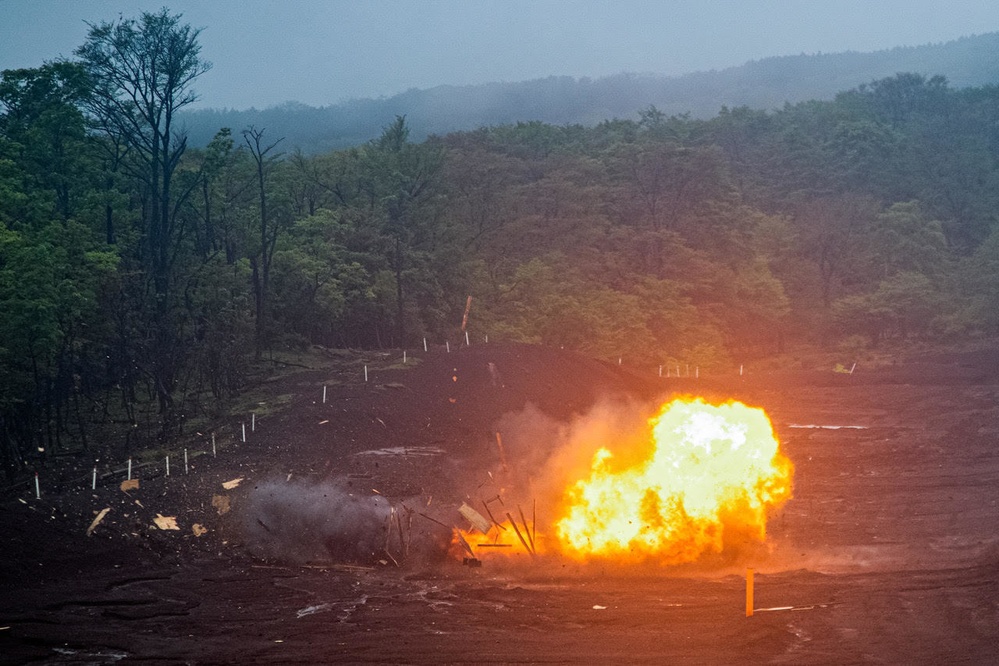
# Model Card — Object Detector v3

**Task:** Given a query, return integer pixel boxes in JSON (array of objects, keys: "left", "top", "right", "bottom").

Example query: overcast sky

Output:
[{"left": 2, "top": 0, "right": 998, "bottom": 110}]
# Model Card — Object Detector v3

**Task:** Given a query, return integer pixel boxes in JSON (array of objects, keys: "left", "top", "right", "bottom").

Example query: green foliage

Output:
[
  {"left": 5, "top": 12, "right": 999, "bottom": 469},
  {"left": 832, "top": 271, "right": 942, "bottom": 344},
  {"left": 869, "top": 201, "right": 948, "bottom": 277},
  {"left": 270, "top": 209, "right": 379, "bottom": 347},
  {"left": 953, "top": 228, "right": 999, "bottom": 334},
  {"left": 0, "top": 218, "right": 117, "bottom": 461},
  {"left": 0, "top": 62, "right": 95, "bottom": 227}
]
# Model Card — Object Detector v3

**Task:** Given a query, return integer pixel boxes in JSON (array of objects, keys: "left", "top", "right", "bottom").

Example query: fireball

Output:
[{"left": 555, "top": 398, "right": 792, "bottom": 564}]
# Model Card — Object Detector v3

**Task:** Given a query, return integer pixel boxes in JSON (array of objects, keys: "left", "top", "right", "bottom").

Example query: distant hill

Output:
[{"left": 179, "top": 33, "right": 999, "bottom": 153}]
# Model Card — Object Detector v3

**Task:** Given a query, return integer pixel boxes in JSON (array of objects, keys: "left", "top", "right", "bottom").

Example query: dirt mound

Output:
[
  {"left": 4, "top": 342, "right": 999, "bottom": 664},
  {"left": 0, "top": 343, "right": 664, "bottom": 575}
]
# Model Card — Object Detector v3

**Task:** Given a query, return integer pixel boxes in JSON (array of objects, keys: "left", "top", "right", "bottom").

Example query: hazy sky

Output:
[{"left": 2, "top": 0, "right": 998, "bottom": 110}]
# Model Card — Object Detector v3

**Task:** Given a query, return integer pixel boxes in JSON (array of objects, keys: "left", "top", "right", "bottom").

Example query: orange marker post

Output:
[{"left": 746, "top": 568, "right": 754, "bottom": 617}]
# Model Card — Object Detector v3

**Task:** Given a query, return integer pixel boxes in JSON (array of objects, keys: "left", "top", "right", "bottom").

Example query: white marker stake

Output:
[
  {"left": 364, "top": 365, "right": 368, "bottom": 382},
  {"left": 241, "top": 423, "right": 246, "bottom": 443},
  {"left": 485, "top": 335, "right": 488, "bottom": 343},
  {"left": 658, "top": 365, "right": 662, "bottom": 377},
  {"left": 184, "top": 449, "right": 189, "bottom": 475},
  {"left": 423, "top": 337, "right": 428, "bottom": 352},
  {"left": 251, "top": 413, "right": 256, "bottom": 432},
  {"left": 166, "top": 455, "right": 170, "bottom": 476},
  {"left": 322, "top": 385, "right": 327, "bottom": 403},
  {"left": 465, "top": 331, "right": 470, "bottom": 346},
  {"left": 676, "top": 364, "right": 680, "bottom": 377},
  {"left": 446, "top": 341, "right": 450, "bottom": 353},
  {"left": 92, "top": 467, "right": 97, "bottom": 490},
  {"left": 618, "top": 357, "right": 622, "bottom": 365},
  {"left": 850, "top": 362, "right": 857, "bottom": 375},
  {"left": 403, "top": 351, "right": 407, "bottom": 364},
  {"left": 740, "top": 364, "right": 744, "bottom": 376},
  {"left": 127, "top": 458, "right": 132, "bottom": 480},
  {"left": 696, "top": 366, "right": 699, "bottom": 379},
  {"left": 35, "top": 472, "right": 40, "bottom": 499},
  {"left": 212, "top": 433, "right": 216, "bottom": 457}
]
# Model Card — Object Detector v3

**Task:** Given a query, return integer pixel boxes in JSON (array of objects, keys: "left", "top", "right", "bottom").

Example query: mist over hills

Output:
[{"left": 180, "top": 33, "right": 999, "bottom": 152}]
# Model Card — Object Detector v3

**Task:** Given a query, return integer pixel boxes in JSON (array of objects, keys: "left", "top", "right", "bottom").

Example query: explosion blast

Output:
[{"left": 554, "top": 397, "right": 793, "bottom": 564}]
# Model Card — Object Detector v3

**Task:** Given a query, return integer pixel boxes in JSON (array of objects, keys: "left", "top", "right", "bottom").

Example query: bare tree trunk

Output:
[{"left": 243, "top": 126, "right": 284, "bottom": 360}]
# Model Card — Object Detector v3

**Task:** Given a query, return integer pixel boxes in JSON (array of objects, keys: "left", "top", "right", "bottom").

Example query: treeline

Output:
[
  {"left": 2, "top": 9, "right": 999, "bottom": 476},
  {"left": 179, "top": 32, "right": 999, "bottom": 152}
]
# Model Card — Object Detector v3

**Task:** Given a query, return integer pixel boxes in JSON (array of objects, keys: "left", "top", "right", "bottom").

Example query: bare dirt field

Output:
[{"left": 2, "top": 342, "right": 998, "bottom": 664}]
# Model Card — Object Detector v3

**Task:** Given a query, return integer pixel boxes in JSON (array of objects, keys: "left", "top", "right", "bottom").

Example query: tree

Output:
[
  {"left": 0, "top": 219, "right": 117, "bottom": 469},
  {"left": 832, "top": 272, "right": 940, "bottom": 344},
  {"left": 361, "top": 116, "right": 445, "bottom": 344},
  {"left": 190, "top": 127, "right": 236, "bottom": 259},
  {"left": 0, "top": 62, "right": 93, "bottom": 225},
  {"left": 855, "top": 73, "right": 948, "bottom": 127},
  {"left": 242, "top": 126, "right": 285, "bottom": 358},
  {"left": 869, "top": 201, "right": 947, "bottom": 278},
  {"left": 795, "top": 195, "right": 880, "bottom": 308},
  {"left": 75, "top": 8, "right": 210, "bottom": 413}
]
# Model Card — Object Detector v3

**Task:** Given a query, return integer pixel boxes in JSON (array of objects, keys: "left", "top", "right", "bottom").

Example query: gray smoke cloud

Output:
[
  {"left": 240, "top": 477, "right": 453, "bottom": 566},
  {"left": 242, "top": 478, "right": 394, "bottom": 564}
]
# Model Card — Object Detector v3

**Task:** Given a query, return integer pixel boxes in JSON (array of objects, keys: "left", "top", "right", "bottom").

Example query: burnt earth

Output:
[{"left": 1, "top": 342, "right": 998, "bottom": 664}]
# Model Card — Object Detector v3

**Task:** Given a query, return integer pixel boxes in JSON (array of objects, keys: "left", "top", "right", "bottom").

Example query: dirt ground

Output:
[{"left": 2, "top": 342, "right": 998, "bottom": 664}]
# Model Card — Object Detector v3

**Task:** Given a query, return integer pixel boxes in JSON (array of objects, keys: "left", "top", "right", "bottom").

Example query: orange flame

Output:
[
  {"left": 452, "top": 513, "right": 541, "bottom": 559},
  {"left": 554, "top": 398, "right": 792, "bottom": 564}
]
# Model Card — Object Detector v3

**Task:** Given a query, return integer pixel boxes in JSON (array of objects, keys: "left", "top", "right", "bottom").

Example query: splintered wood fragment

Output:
[
  {"left": 330, "top": 564, "right": 375, "bottom": 572},
  {"left": 120, "top": 479, "right": 139, "bottom": 492},
  {"left": 482, "top": 499, "right": 507, "bottom": 531},
  {"left": 417, "top": 511, "right": 449, "bottom": 529},
  {"left": 402, "top": 504, "right": 414, "bottom": 558},
  {"left": 518, "top": 505, "right": 535, "bottom": 552},
  {"left": 212, "top": 494, "right": 231, "bottom": 515},
  {"left": 476, "top": 543, "right": 513, "bottom": 548},
  {"left": 454, "top": 528, "right": 475, "bottom": 557},
  {"left": 153, "top": 514, "right": 179, "bottom": 530},
  {"left": 506, "top": 512, "right": 535, "bottom": 556},
  {"left": 754, "top": 604, "right": 832, "bottom": 613},
  {"left": 532, "top": 499, "right": 537, "bottom": 544},
  {"left": 495, "top": 432, "right": 508, "bottom": 469},
  {"left": 459, "top": 502, "right": 491, "bottom": 534},
  {"left": 222, "top": 477, "right": 244, "bottom": 490},
  {"left": 86, "top": 508, "right": 111, "bottom": 537},
  {"left": 395, "top": 509, "right": 406, "bottom": 555}
]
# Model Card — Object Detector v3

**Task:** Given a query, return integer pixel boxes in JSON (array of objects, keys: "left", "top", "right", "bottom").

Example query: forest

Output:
[{"left": 2, "top": 9, "right": 999, "bottom": 475}]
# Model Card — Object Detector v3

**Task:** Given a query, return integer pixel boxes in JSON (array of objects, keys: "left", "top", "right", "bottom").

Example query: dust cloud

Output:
[{"left": 241, "top": 478, "right": 394, "bottom": 564}]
